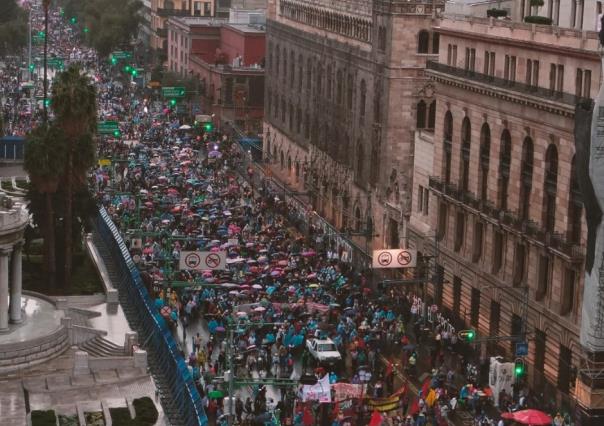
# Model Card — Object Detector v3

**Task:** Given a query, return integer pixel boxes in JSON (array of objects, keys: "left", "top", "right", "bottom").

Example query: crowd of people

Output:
[{"left": 1, "top": 2, "right": 576, "bottom": 426}]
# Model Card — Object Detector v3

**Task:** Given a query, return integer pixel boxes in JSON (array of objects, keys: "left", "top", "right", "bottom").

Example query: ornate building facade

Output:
[
  {"left": 412, "top": 13, "right": 601, "bottom": 419},
  {"left": 263, "top": 0, "right": 444, "bottom": 258}
]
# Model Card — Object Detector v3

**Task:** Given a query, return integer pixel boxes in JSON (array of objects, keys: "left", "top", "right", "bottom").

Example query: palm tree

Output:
[
  {"left": 24, "top": 125, "right": 67, "bottom": 291},
  {"left": 51, "top": 65, "right": 97, "bottom": 289}
]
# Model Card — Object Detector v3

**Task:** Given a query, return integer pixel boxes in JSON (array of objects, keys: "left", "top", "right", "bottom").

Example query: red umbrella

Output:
[{"left": 503, "top": 409, "right": 552, "bottom": 425}]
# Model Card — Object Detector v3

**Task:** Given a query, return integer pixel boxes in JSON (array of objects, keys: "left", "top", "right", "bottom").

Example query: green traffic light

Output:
[
  {"left": 170, "top": 99, "right": 177, "bottom": 107},
  {"left": 467, "top": 330, "right": 475, "bottom": 340},
  {"left": 131, "top": 69, "right": 138, "bottom": 76},
  {"left": 124, "top": 65, "right": 132, "bottom": 73},
  {"left": 83, "top": 27, "right": 89, "bottom": 34},
  {"left": 29, "top": 63, "right": 34, "bottom": 71},
  {"left": 113, "top": 130, "right": 121, "bottom": 138},
  {"left": 203, "top": 122, "right": 213, "bottom": 132},
  {"left": 38, "top": 31, "right": 45, "bottom": 38},
  {"left": 110, "top": 56, "right": 117, "bottom": 65},
  {"left": 70, "top": 17, "right": 77, "bottom": 24},
  {"left": 44, "top": 99, "right": 51, "bottom": 107}
]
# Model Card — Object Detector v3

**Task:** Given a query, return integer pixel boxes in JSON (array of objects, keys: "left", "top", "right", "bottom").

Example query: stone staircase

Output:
[
  {"left": 91, "top": 227, "right": 186, "bottom": 426},
  {"left": 79, "top": 336, "right": 125, "bottom": 358}
]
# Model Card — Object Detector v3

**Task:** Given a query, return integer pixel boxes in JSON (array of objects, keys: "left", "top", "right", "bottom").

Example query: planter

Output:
[
  {"left": 487, "top": 9, "right": 508, "bottom": 18},
  {"left": 84, "top": 411, "right": 105, "bottom": 426},
  {"left": 524, "top": 16, "right": 552, "bottom": 25},
  {"left": 58, "top": 414, "right": 79, "bottom": 426},
  {"left": 31, "top": 410, "right": 57, "bottom": 426}
]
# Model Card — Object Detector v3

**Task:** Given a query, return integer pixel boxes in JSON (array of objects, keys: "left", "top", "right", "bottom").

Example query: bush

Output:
[
  {"left": 58, "top": 414, "right": 79, "bottom": 426},
  {"left": 132, "top": 397, "right": 158, "bottom": 425},
  {"left": 109, "top": 407, "right": 133, "bottom": 426},
  {"left": 524, "top": 15, "right": 553, "bottom": 25},
  {"left": 31, "top": 410, "right": 57, "bottom": 426},
  {"left": 487, "top": 9, "right": 508, "bottom": 18}
]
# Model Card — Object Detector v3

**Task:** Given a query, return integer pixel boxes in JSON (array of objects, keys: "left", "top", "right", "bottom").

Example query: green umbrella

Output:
[{"left": 208, "top": 390, "right": 224, "bottom": 399}]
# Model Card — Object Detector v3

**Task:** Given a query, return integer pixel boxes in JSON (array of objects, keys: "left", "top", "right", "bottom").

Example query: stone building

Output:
[
  {"left": 263, "top": 0, "right": 445, "bottom": 260},
  {"left": 410, "top": 11, "right": 601, "bottom": 419}
]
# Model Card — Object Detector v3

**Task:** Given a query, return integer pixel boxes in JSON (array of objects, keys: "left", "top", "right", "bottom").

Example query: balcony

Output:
[
  {"left": 426, "top": 61, "right": 586, "bottom": 107},
  {"left": 157, "top": 8, "right": 191, "bottom": 17}
]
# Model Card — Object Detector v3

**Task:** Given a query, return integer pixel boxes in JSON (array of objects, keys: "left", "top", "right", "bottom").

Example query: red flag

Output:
[
  {"left": 385, "top": 361, "right": 393, "bottom": 377},
  {"left": 408, "top": 397, "right": 420, "bottom": 416},
  {"left": 368, "top": 410, "right": 383, "bottom": 426},
  {"left": 391, "top": 384, "right": 408, "bottom": 397},
  {"left": 302, "top": 407, "right": 313, "bottom": 426},
  {"left": 421, "top": 377, "right": 431, "bottom": 397},
  {"left": 332, "top": 400, "right": 340, "bottom": 417}
]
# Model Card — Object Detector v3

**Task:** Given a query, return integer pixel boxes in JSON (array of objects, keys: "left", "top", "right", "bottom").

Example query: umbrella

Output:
[
  {"left": 254, "top": 306, "right": 266, "bottom": 312},
  {"left": 208, "top": 390, "right": 224, "bottom": 399},
  {"left": 215, "top": 326, "right": 226, "bottom": 333},
  {"left": 252, "top": 284, "right": 263, "bottom": 289},
  {"left": 208, "top": 150, "right": 222, "bottom": 158},
  {"left": 503, "top": 409, "right": 552, "bottom": 425},
  {"left": 179, "top": 124, "right": 192, "bottom": 130},
  {"left": 308, "top": 283, "right": 319, "bottom": 289}
]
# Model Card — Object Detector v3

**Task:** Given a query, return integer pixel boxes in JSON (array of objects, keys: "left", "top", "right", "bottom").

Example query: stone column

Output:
[
  {"left": 0, "top": 248, "right": 11, "bottom": 332},
  {"left": 9, "top": 243, "right": 22, "bottom": 323}
]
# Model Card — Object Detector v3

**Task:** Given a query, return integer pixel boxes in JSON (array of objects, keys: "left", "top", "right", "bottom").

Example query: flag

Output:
[
  {"left": 421, "top": 377, "right": 431, "bottom": 397},
  {"left": 385, "top": 361, "right": 393, "bottom": 377},
  {"left": 368, "top": 410, "right": 383, "bottom": 426},
  {"left": 391, "top": 384, "right": 407, "bottom": 397},
  {"left": 425, "top": 388, "right": 437, "bottom": 407},
  {"left": 302, "top": 407, "right": 313, "bottom": 426},
  {"left": 408, "top": 397, "right": 420, "bottom": 416}
]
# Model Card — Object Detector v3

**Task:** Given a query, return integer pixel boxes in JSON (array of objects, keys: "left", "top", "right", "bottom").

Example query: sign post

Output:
[
  {"left": 179, "top": 251, "right": 227, "bottom": 271},
  {"left": 97, "top": 121, "right": 119, "bottom": 135},
  {"left": 372, "top": 249, "right": 417, "bottom": 269},
  {"left": 162, "top": 86, "right": 186, "bottom": 98}
]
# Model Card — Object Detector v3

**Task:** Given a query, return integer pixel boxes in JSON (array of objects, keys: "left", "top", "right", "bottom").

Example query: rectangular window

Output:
[
  {"left": 533, "top": 60, "right": 540, "bottom": 87},
  {"left": 437, "top": 202, "right": 448, "bottom": 241},
  {"left": 489, "top": 301, "right": 501, "bottom": 338},
  {"left": 526, "top": 59, "right": 533, "bottom": 85},
  {"left": 493, "top": 231, "right": 504, "bottom": 273},
  {"left": 472, "top": 222, "right": 483, "bottom": 262},
  {"left": 504, "top": 55, "right": 510, "bottom": 80},
  {"left": 550, "top": 64, "right": 557, "bottom": 91},
  {"left": 510, "top": 56, "right": 516, "bottom": 82},
  {"left": 452, "top": 45, "right": 457, "bottom": 66},
  {"left": 470, "top": 48, "right": 476, "bottom": 72},
  {"left": 484, "top": 51, "right": 490, "bottom": 74},
  {"left": 584, "top": 69, "right": 591, "bottom": 98},
  {"left": 454, "top": 212, "right": 465, "bottom": 252},
  {"left": 561, "top": 268, "right": 576, "bottom": 315},
  {"left": 470, "top": 288, "right": 480, "bottom": 328},
  {"left": 453, "top": 276, "right": 462, "bottom": 318},
  {"left": 423, "top": 188, "right": 429, "bottom": 215},
  {"left": 489, "top": 52, "right": 495, "bottom": 76},
  {"left": 447, "top": 44, "right": 452, "bottom": 65},
  {"left": 576, "top": 68, "right": 584, "bottom": 97},
  {"left": 418, "top": 186, "right": 424, "bottom": 213},
  {"left": 557, "top": 64, "right": 564, "bottom": 92},
  {"left": 511, "top": 313, "right": 523, "bottom": 352},
  {"left": 465, "top": 48, "right": 470, "bottom": 70},
  {"left": 536, "top": 255, "right": 550, "bottom": 301},
  {"left": 513, "top": 243, "right": 526, "bottom": 286},
  {"left": 558, "top": 345, "right": 572, "bottom": 393}
]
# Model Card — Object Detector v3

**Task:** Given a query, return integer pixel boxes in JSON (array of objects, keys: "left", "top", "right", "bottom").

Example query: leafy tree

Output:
[
  {"left": 24, "top": 125, "right": 68, "bottom": 291},
  {"left": 51, "top": 65, "right": 97, "bottom": 289},
  {"left": 0, "top": 0, "right": 27, "bottom": 56}
]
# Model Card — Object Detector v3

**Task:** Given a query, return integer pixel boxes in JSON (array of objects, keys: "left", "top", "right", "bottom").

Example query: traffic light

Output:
[
  {"left": 203, "top": 122, "right": 214, "bottom": 132},
  {"left": 70, "top": 17, "right": 77, "bottom": 25},
  {"left": 38, "top": 31, "right": 45, "bottom": 38},
  {"left": 514, "top": 359, "right": 526, "bottom": 378},
  {"left": 124, "top": 65, "right": 132, "bottom": 73},
  {"left": 113, "top": 129, "right": 121, "bottom": 138},
  {"left": 83, "top": 27, "right": 89, "bottom": 34},
  {"left": 131, "top": 68, "right": 138, "bottom": 77},
  {"left": 44, "top": 98, "right": 51, "bottom": 107},
  {"left": 110, "top": 55, "right": 117, "bottom": 66},
  {"left": 28, "top": 63, "right": 34, "bottom": 72},
  {"left": 458, "top": 329, "right": 476, "bottom": 342},
  {"left": 169, "top": 99, "right": 177, "bottom": 107}
]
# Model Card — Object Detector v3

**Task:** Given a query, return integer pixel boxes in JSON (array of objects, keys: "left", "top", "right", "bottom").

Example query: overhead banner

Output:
[
  {"left": 179, "top": 251, "right": 227, "bottom": 271},
  {"left": 372, "top": 249, "right": 417, "bottom": 269}
]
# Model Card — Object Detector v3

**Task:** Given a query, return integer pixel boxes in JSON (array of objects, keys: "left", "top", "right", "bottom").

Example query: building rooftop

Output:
[
  {"left": 168, "top": 16, "right": 228, "bottom": 27},
  {"left": 225, "top": 23, "right": 266, "bottom": 33}
]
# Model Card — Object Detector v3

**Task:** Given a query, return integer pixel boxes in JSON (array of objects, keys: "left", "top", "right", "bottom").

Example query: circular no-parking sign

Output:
[
  {"left": 205, "top": 253, "right": 221, "bottom": 269},
  {"left": 397, "top": 251, "right": 413, "bottom": 267},
  {"left": 184, "top": 252, "right": 201, "bottom": 269},
  {"left": 377, "top": 252, "right": 392, "bottom": 266}
]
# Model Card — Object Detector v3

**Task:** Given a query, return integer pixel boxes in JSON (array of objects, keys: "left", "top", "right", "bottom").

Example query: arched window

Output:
[
  {"left": 327, "top": 65, "right": 333, "bottom": 99},
  {"left": 347, "top": 74, "right": 354, "bottom": 110},
  {"left": 498, "top": 130, "right": 512, "bottom": 210},
  {"left": 428, "top": 100, "right": 436, "bottom": 129},
  {"left": 298, "top": 54, "right": 303, "bottom": 90},
  {"left": 418, "top": 30, "right": 430, "bottom": 53},
  {"left": 359, "top": 79, "right": 366, "bottom": 119},
  {"left": 306, "top": 58, "right": 312, "bottom": 91},
  {"left": 275, "top": 45, "right": 280, "bottom": 77},
  {"left": 443, "top": 111, "right": 453, "bottom": 184},
  {"left": 460, "top": 117, "right": 471, "bottom": 192},
  {"left": 355, "top": 206, "right": 362, "bottom": 232},
  {"left": 567, "top": 155, "right": 583, "bottom": 244},
  {"left": 479, "top": 123, "right": 490, "bottom": 201},
  {"left": 283, "top": 48, "right": 287, "bottom": 83},
  {"left": 336, "top": 69, "right": 343, "bottom": 104},
  {"left": 357, "top": 141, "right": 364, "bottom": 181},
  {"left": 543, "top": 144, "right": 558, "bottom": 232},
  {"left": 519, "top": 137, "right": 534, "bottom": 221},
  {"left": 290, "top": 51, "right": 295, "bottom": 86},
  {"left": 416, "top": 100, "right": 427, "bottom": 129},
  {"left": 432, "top": 32, "right": 440, "bottom": 54}
]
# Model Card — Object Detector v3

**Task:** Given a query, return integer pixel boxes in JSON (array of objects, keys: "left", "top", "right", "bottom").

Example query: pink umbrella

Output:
[
  {"left": 211, "top": 246, "right": 220, "bottom": 252},
  {"left": 254, "top": 306, "right": 266, "bottom": 312},
  {"left": 302, "top": 250, "right": 316, "bottom": 257},
  {"left": 239, "top": 284, "right": 250, "bottom": 289}
]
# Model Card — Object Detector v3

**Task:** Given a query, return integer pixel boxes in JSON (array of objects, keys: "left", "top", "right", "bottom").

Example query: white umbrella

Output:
[{"left": 179, "top": 124, "right": 192, "bottom": 130}]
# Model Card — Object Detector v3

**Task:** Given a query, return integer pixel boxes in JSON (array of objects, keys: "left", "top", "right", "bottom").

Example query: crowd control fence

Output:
[{"left": 95, "top": 206, "right": 208, "bottom": 426}]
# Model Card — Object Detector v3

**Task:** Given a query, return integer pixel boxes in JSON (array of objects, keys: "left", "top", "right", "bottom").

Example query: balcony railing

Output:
[
  {"left": 426, "top": 61, "right": 587, "bottom": 107},
  {"left": 157, "top": 8, "right": 191, "bottom": 17}
]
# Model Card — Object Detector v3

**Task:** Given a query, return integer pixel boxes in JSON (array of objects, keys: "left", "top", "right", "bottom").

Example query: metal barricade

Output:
[{"left": 95, "top": 207, "right": 208, "bottom": 426}]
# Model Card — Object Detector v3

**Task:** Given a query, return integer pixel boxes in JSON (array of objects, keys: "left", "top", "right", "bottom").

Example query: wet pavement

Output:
[{"left": 1, "top": 295, "right": 64, "bottom": 344}]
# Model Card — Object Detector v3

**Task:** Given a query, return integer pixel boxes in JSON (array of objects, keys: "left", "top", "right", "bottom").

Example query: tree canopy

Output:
[
  {"left": 0, "top": 0, "right": 27, "bottom": 56},
  {"left": 59, "top": 0, "right": 143, "bottom": 57}
]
